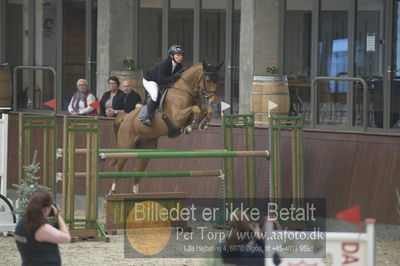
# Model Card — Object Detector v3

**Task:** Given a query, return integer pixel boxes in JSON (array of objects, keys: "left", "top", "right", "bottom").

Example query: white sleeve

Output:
[
  {"left": 68, "top": 96, "right": 74, "bottom": 113},
  {"left": 79, "top": 93, "right": 96, "bottom": 114}
]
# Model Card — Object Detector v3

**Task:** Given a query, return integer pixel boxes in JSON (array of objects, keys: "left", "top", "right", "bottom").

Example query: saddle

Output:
[{"left": 138, "top": 89, "right": 187, "bottom": 138}]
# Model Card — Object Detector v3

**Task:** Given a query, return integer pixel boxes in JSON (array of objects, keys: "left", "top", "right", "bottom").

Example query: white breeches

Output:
[{"left": 143, "top": 78, "right": 159, "bottom": 101}]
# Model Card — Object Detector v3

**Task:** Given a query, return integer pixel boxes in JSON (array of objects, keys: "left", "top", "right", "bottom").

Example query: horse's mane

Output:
[
  {"left": 181, "top": 63, "right": 202, "bottom": 74},
  {"left": 179, "top": 63, "right": 203, "bottom": 82},
  {"left": 179, "top": 61, "right": 223, "bottom": 83}
]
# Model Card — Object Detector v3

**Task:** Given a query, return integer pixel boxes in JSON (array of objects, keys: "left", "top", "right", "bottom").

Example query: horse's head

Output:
[
  {"left": 188, "top": 61, "right": 223, "bottom": 130},
  {"left": 199, "top": 61, "right": 224, "bottom": 107},
  {"left": 177, "top": 61, "right": 223, "bottom": 133}
]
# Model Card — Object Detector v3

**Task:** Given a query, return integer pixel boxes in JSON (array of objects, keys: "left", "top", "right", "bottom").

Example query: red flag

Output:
[
  {"left": 44, "top": 99, "right": 56, "bottom": 109},
  {"left": 336, "top": 205, "right": 361, "bottom": 225},
  {"left": 89, "top": 101, "right": 100, "bottom": 111}
]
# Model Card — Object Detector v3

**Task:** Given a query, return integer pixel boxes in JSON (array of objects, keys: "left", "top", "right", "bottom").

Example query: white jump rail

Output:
[
  {"left": 265, "top": 218, "right": 375, "bottom": 266},
  {"left": 0, "top": 113, "right": 8, "bottom": 196},
  {"left": 0, "top": 114, "right": 15, "bottom": 235}
]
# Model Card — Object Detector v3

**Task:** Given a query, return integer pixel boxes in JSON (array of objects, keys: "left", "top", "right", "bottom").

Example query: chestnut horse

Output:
[{"left": 110, "top": 61, "right": 223, "bottom": 193}]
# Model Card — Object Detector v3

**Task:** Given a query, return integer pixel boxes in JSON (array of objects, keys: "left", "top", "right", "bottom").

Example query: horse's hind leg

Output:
[
  {"left": 109, "top": 132, "right": 138, "bottom": 195},
  {"left": 132, "top": 138, "right": 158, "bottom": 193},
  {"left": 108, "top": 157, "right": 129, "bottom": 195}
]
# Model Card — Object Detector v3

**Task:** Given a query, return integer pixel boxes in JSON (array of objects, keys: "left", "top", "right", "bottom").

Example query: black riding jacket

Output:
[{"left": 143, "top": 57, "right": 183, "bottom": 89}]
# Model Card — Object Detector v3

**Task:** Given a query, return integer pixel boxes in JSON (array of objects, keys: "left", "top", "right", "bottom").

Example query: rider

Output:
[{"left": 141, "top": 44, "right": 184, "bottom": 127}]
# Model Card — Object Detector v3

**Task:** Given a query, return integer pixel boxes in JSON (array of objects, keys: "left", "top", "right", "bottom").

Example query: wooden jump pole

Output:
[
  {"left": 98, "top": 169, "right": 224, "bottom": 178},
  {"left": 58, "top": 169, "right": 223, "bottom": 179},
  {"left": 98, "top": 150, "right": 269, "bottom": 160}
]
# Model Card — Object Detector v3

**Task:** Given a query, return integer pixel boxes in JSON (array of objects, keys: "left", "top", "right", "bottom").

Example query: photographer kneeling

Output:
[{"left": 15, "top": 191, "right": 71, "bottom": 266}]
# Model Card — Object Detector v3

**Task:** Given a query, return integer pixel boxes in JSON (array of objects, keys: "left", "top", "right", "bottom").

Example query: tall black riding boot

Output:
[{"left": 142, "top": 100, "right": 157, "bottom": 127}]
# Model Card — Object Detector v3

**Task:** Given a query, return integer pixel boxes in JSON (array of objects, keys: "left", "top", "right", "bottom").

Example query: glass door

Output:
[
  {"left": 355, "top": 0, "right": 385, "bottom": 129},
  {"left": 200, "top": 0, "right": 240, "bottom": 115},
  {"left": 35, "top": 0, "right": 58, "bottom": 111},
  {"left": 284, "top": 0, "right": 313, "bottom": 123},
  {"left": 62, "top": 0, "right": 97, "bottom": 111},
  {"left": 317, "top": 0, "right": 351, "bottom": 126},
  {"left": 390, "top": 0, "right": 400, "bottom": 129},
  {"left": 5, "top": 0, "right": 28, "bottom": 110},
  {"left": 231, "top": 0, "right": 241, "bottom": 114}
]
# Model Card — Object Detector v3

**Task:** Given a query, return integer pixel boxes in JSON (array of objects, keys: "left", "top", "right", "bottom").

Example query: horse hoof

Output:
[
  {"left": 200, "top": 122, "right": 208, "bottom": 130},
  {"left": 185, "top": 126, "right": 192, "bottom": 134}
]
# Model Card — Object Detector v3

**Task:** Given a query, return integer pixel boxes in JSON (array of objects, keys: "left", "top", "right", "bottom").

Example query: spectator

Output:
[
  {"left": 114, "top": 80, "right": 143, "bottom": 114},
  {"left": 113, "top": 80, "right": 143, "bottom": 136},
  {"left": 14, "top": 191, "right": 71, "bottom": 266},
  {"left": 68, "top": 79, "right": 98, "bottom": 116},
  {"left": 99, "top": 76, "right": 125, "bottom": 117}
]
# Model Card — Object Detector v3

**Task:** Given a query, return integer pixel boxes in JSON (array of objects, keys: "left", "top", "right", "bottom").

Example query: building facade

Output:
[{"left": 1, "top": 0, "right": 400, "bottom": 133}]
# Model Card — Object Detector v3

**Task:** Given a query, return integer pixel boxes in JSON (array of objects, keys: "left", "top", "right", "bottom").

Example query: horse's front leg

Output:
[
  {"left": 199, "top": 106, "right": 214, "bottom": 130},
  {"left": 181, "top": 105, "right": 202, "bottom": 134}
]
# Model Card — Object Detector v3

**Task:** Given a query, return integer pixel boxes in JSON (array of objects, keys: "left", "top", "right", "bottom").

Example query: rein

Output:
[{"left": 172, "top": 71, "right": 218, "bottom": 105}]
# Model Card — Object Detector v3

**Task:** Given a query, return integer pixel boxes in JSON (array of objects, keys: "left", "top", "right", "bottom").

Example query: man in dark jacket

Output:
[
  {"left": 141, "top": 44, "right": 184, "bottom": 127},
  {"left": 113, "top": 80, "right": 143, "bottom": 137},
  {"left": 116, "top": 80, "right": 142, "bottom": 113}
]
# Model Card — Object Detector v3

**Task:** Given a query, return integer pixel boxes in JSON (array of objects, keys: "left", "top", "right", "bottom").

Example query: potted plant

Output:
[{"left": 122, "top": 56, "right": 135, "bottom": 71}]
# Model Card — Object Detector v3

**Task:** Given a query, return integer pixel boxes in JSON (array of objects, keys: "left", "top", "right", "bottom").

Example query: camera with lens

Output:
[
  {"left": 48, "top": 203, "right": 58, "bottom": 217},
  {"left": 47, "top": 203, "right": 59, "bottom": 229}
]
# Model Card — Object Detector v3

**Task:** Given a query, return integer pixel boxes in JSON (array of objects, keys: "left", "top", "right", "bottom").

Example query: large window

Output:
[
  {"left": 284, "top": 0, "right": 312, "bottom": 123},
  {"left": 391, "top": 0, "right": 400, "bottom": 129},
  {"left": 232, "top": 0, "right": 241, "bottom": 114},
  {"left": 355, "top": 0, "right": 384, "bottom": 128},
  {"left": 201, "top": 0, "right": 226, "bottom": 110},
  {"left": 138, "top": 0, "right": 162, "bottom": 71},
  {"left": 62, "top": 0, "right": 86, "bottom": 111},
  {"left": 170, "top": 0, "right": 194, "bottom": 66},
  {"left": 37, "top": 0, "right": 58, "bottom": 109},
  {"left": 6, "top": 0, "right": 26, "bottom": 109},
  {"left": 6, "top": 0, "right": 59, "bottom": 111},
  {"left": 283, "top": 0, "right": 399, "bottom": 132},
  {"left": 317, "top": 0, "right": 351, "bottom": 126}
]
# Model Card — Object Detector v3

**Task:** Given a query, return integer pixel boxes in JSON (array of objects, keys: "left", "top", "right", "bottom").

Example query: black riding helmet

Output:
[{"left": 168, "top": 44, "right": 184, "bottom": 56}]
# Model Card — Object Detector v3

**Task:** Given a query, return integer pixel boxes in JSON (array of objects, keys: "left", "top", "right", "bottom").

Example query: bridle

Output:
[{"left": 174, "top": 70, "right": 219, "bottom": 108}]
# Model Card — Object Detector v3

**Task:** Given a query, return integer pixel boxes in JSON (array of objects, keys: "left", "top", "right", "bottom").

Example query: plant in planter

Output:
[
  {"left": 265, "top": 60, "right": 280, "bottom": 75},
  {"left": 122, "top": 56, "right": 135, "bottom": 71}
]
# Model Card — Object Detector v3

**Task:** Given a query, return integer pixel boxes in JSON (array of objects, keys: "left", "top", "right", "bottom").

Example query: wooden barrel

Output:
[
  {"left": 110, "top": 70, "right": 145, "bottom": 101},
  {"left": 0, "top": 64, "right": 12, "bottom": 111},
  {"left": 250, "top": 75, "right": 290, "bottom": 126}
]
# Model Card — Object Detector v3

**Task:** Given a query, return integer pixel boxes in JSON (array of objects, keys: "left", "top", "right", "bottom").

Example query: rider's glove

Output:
[{"left": 172, "top": 72, "right": 181, "bottom": 80}]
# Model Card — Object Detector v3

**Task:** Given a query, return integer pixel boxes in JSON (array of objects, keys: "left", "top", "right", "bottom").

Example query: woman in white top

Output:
[{"left": 68, "top": 79, "right": 97, "bottom": 116}]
